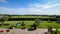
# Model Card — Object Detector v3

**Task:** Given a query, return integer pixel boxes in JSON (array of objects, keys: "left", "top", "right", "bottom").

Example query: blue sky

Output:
[{"left": 0, "top": 0, "right": 60, "bottom": 15}]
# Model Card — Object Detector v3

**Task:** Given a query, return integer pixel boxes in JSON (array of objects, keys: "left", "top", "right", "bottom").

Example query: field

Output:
[
  {"left": 0, "top": 15, "right": 60, "bottom": 29},
  {"left": 0, "top": 21, "right": 60, "bottom": 29},
  {"left": 10, "top": 16, "right": 54, "bottom": 18}
]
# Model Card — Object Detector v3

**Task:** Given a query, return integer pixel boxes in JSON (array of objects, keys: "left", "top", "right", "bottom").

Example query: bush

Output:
[
  {"left": 21, "top": 21, "right": 25, "bottom": 29},
  {"left": 8, "top": 26, "right": 13, "bottom": 29},
  {"left": 51, "top": 30, "right": 54, "bottom": 34},
  {"left": 55, "top": 28, "right": 58, "bottom": 34},
  {"left": 52, "top": 28, "right": 60, "bottom": 34}
]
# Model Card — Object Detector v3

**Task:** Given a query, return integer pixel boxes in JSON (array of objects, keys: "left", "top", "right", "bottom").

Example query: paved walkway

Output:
[
  {"left": 0, "top": 29, "right": 48, "bottom": 34},
  {"left": 0, "top": 28, "right": 60, "bottom": 34}
]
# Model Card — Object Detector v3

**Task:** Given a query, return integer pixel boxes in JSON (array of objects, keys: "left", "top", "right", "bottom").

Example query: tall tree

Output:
[
  {"left": 0, "top": 16, "right": 9, "bottom": 26},
  {"left": 35, "top": 19, "right": 41, "bottom": 25}
]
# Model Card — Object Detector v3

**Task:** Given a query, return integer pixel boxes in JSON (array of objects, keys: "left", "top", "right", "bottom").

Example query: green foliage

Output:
[
  {"left": 0, "top": 21, "right": 60, "bottom": 28},
  {"left": 52, "top": 28, "right": 60, "bottom": 34},
  {"left": 0, "top": 16, "right": 9, "bottom": 26},
  {"left": 1, "top": 16, "right": 9, "bottom": 21},
  {"left": 33, "top": 23, "right": 38, "bottom": 27},
  {"left": 52, "top": 30, "right": 54, "bottom": 34},
  {"left": 55, "top": 28, "right": 59, "bottom": 34},
  {"left": 8, "top": 26, "right": 13, "bottom": 29},
  {"left": 35, "top": 19, "right": 42, "bottom": 25}
]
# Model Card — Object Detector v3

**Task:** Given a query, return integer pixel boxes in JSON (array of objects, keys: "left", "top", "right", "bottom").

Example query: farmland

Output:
[
  {"left": 0, "top": 15, "right": 60, "bottom": 28},
  {"left": 0, "top": 15, "right": 60, "bottom": 34}
]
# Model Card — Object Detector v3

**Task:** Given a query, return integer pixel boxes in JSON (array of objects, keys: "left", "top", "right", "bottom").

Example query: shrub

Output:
[
  {"left": 8, "top": 26, "right": 13, "bottom": 29},
  {"left": 55, "top": 28, "right": 58, "bottom": 34}
]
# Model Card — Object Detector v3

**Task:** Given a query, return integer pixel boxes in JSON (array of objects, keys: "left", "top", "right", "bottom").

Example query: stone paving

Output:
[{"left": 0, "top": 29, "right": 48, "bottom": 34}]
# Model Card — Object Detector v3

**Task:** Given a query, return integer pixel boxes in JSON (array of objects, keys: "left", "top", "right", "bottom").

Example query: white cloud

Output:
[
  {"left": 0, "top": 0, "right": 7, "bottom": 3},
  {"left": 42, "top": 4, "right": 60, "bottom": 9},
  {"left": 0, "top": 3, "right": 60, "bottom": 15},
  {"left": 0, "top": 6, "right": 44, "bottom": 15},
  {"left": 29, "top": 3, "right": 60, "bottom": 9},
  {"left": 29, "top": 3, "right": 43, "bottom": 8}
]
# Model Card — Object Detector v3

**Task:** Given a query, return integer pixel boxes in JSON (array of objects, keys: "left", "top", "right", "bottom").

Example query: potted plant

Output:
[
  {"left": 33, "top": 23, "right": 38, "bottom": 30},
  {"left": 6, "top": 29, "right": 10, "bottom": 34},
  {"left": 0, "top": 30, "right": 4, "bottom": 34}
]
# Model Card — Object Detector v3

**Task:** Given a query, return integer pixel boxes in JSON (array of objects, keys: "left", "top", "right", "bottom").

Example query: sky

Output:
[{"left": 0, "top": 0, "right": 60, "bottom": 15}]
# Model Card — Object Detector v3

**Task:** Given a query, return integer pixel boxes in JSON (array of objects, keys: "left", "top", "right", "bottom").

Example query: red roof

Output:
[{"left": 0, "top": 16, "right": 2, "bottom": 19}]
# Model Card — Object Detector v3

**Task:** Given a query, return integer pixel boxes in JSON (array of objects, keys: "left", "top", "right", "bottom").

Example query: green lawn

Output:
[
  {"left": 10, "top": 16, "right": 54, "bottom": 18},
  {"left": 0, "top": 21, "right": 60, "bottom": 28}
]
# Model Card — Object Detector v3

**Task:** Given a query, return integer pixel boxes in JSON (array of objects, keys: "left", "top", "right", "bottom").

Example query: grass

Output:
[
  {"left": 0, "top": 21, "right": 60, "bottom": 28},
  {"left": 10, "top": 16, "right": 54, "bottom": 18},
  {"left": 11, "top": 16, "right": 41, "bottom": 18},
  {"left": 38, "top": 21, "right": 60, "bottom": 28},
  {"left": 52, "top": 29, "right": 60, "bottom": 34}
]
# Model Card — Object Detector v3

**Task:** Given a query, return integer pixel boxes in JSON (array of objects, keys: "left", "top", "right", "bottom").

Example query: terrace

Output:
[{"left": 0, "top": 15, "right": 60, "bottom": 34}]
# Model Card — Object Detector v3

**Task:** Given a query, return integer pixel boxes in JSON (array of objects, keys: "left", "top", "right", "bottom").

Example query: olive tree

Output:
[
  {"left": 35, "top": 19, "right": 42, "bottom": 25},
  {"left": 0, "top": 16, "right": 9, "bottom": 26}
]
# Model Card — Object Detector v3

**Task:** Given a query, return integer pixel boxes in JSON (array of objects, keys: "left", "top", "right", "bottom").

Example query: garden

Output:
[{"left": 0, "top": 15, "right": 60, "bottom": 34}]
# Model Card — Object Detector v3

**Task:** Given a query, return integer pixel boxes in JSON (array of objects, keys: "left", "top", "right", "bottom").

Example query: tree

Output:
[
  {"left": 21, "top": 21, "right": 25, "bottom": 29},
  {"left": 33, "top": 22, "right": 38, "bottom": 30},
  {"left": 35, "top": 19, "right": 42, "bottom": 25},
  {"left": 0, "top": 16, "right": 9, "bottom": 26},
  {"left": 48, "top": 18, "right": 51, "bottom": 23}
]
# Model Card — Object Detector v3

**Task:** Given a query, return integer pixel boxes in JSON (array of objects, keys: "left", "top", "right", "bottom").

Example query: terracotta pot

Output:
[
  {"left": 6, "top": 29, "right": 10, "bottom": 32},
  {"left": 0, "top": 30, "right": 4, "bottom": 33}
]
